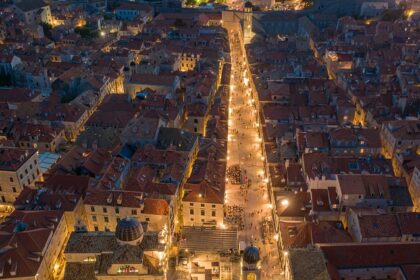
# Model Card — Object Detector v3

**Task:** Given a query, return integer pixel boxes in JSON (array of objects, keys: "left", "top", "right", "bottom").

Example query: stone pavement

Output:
[{"left": 225, "top": 31, "right": 283, "bottom": 280}]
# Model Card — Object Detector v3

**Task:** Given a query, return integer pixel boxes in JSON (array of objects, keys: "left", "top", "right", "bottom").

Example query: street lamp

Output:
[{"left": 281, "top": 199, "right": 289, "bottom": 207}]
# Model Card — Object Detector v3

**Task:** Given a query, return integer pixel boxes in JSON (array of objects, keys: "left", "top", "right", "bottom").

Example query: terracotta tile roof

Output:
[
  {"left": 0, "top": 210, "right": 63, "bottom": 279},
  {"left": 302, "top": 153, "right": 393, "bottom": 180},
  {"left": 286, "top": 163, "right": 304, "bottom": 184},
  {"left": 197, "top": 138, "right": 227, "bottom": 162},
  {"left": 183, "top": 180, "right": 224, "bottom": 204},
  {"left": 329, "top": 127, "right": 381, "bottom": 148},
  {"left": 39, "top": 173, "right": 90, "bottom": 195},
  {"left": 9, "top": 123, "right": 62, "bottom": 143},
  {"left": 142, "top": 198, "right": 169, "bottom": 215},
  {"left": 130, "top": 74, "right": 177, "bottom": 86},
  {"left": 358, "top": 214, "right": 401, "bottom": 239},
  {"left": 297, "top": 131, "right": 329, "bottom": 150},
  {"left": 337, "top": 174, "right": 390, "bottom": 198},
  {"left": 84, "top": 190, "right": 143, "bottom": 208},
  {"left": 0, "top": 147, "right": 36, "bottom": 171},
  {"left": 82, "top": 149, "right": 113, "bottom": 177},
  {"left": 396, "top": 212, "right": 420, "bottom": 236},
  {"left": 0, "top": 88, "right": 40, "bottom": 103},
  {"left": 289, "top": 221, "right": 352, "bottom": 248},
  {"left": 320, "top": 243, "right": 420, "bottom": 269},
  {"left": 277, "top": 191, "right": 311, "bottom": 218},
  {"left": 310, "top": 189, "right": 332, "bottom": 212}
]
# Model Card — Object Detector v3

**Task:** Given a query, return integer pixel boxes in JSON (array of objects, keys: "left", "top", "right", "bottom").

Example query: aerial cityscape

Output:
[{"left": 0, "top": 0, "right": 419, "bottom": 279}]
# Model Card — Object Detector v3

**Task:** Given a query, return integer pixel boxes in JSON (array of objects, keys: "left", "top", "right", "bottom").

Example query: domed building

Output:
[
  {"left": 115, "top": 217, "right": 144, "bottom": 246},
  {"left": 242, "top": 245, "right": 261, "bottom": 280},
  {"left": 244, "top": 1, "right": 254, "bottom": 10},
  {"left": 63, "top": 217, "right": 168, "bottom": 279}
]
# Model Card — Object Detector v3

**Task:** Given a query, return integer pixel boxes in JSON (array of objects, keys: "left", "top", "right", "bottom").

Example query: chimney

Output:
[
  {"left": 9, "top": 261, "right": 17, "bottom": 276},
  {"left": 107, "top": 193, "right": 113, "bottom": 204}
]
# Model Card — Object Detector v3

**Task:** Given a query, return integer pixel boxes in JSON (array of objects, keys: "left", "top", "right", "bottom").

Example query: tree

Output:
[{"left": 185, "top": 0, "right": 197, "bottom": 6}]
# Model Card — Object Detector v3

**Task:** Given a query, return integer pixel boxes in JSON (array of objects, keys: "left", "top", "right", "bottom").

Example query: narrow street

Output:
[{"left": 225, "top": 31, "right": 282, "bottom": 279}]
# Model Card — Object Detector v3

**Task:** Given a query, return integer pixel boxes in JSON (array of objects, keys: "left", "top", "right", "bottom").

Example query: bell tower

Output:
[
  {"left": 243, "top": 1, "right": 255, "bottom": 44},
  {"left": 242, "top": 245, "right": 261, "bottom": 280}
]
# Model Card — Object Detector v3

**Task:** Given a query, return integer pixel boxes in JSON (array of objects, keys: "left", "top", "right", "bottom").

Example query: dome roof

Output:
[
  {"left": 115, "top": 217, "right": 144, "bottom": 244},
  {"left": 243, "top": 245, "right": 260, "bottom": 264},
  {"left": 244, "top": 1, "right": 254, "bottom": 8}
]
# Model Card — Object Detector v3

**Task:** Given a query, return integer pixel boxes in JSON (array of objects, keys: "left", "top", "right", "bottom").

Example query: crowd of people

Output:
[
  {"left": 224, "top": 205, "right": 244, "bottom": 230},
  {"left": 226, "top": 165, "right": 242, "bottom": 184}
]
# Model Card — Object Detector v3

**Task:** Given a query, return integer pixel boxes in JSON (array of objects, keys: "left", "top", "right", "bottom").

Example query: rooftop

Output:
[
  {"left": 287, "top": 247, "right": 330, "bottom": 280},
  {"left": 0, "top": 148, "right": 36, "bottom": 171}
]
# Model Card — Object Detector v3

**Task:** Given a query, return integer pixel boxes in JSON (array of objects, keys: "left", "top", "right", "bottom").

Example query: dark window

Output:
[
  {"left": 103, "top": 207, "right": 107, "bottom": 213},
  {"left": 94, "top": 226, "right": 99, "bottom": 231},
  {"left": 91, "top": 206, "right": 95, "bottom": 212},
  {"left": 212, "top": 211, "right": 216, "bottom": 217},
  {"left": 9, "top": 177, "right": 13, "bottom": 183},
  {"left": 132, "top": 209, "right": 137, "bottom": 215},
  {"left": 115, "top": 208, "right": 119, "bottom": 214},
  {"left": 201, "top": 210, "right": 205, "bottom": 216},
  {"left": 104, "top": 217, "right": 109, "bottom": 223},
  {"left": 190, "top": 209, "right": 194, "bottom": 215},
  {"left": 92, "top": 216, "right": 97, "bottom": 222}
]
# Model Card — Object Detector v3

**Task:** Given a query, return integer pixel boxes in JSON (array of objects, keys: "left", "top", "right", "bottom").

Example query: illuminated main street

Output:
[{"left": 225, "top": 31, "right": 282, "bottom": 279}]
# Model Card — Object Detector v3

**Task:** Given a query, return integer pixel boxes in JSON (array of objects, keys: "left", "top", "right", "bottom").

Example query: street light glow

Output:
[{"left": 281, "top": 199, "right": 289, "bottom": 206}]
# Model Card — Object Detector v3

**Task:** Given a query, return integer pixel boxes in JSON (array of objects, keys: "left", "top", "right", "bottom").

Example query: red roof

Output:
[
  {"left": 0, "top": 148, "right": 36, "bottom": 171},
  {"left": 321, "top": 243, "right": 420, "bottom": 269}
]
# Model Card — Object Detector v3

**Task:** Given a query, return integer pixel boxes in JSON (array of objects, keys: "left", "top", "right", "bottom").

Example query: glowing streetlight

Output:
[
  {"left": 281, "top": 199, "right": 289, "bottom": 207},
  {"left": 100, "top": 31, "right": 106, "bottom": 37},
  {"left": 53, "top": 263, "right": 60, "bottom": 271}
]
